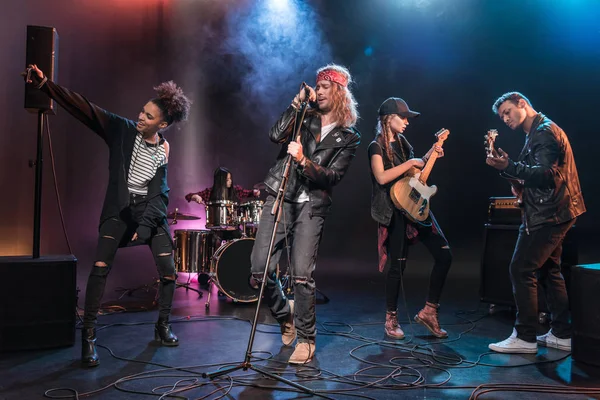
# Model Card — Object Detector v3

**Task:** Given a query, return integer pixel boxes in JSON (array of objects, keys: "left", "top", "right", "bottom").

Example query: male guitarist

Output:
[
  {"left": 486, "top": 92, "right": 585, "bottom": 354},
  {"left": 368, "top": 97, "right": 451, "bottom": 339}
]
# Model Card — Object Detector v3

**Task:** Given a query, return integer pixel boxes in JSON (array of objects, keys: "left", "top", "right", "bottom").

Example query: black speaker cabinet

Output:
[
  {"left": 480, "top": 224, "right": 577, "bottom": 307},
  {"left": 571, "top": 264, "right": 600, "bottom": 367},
  {"left": 0, "top": 255, "right": 77, "bottom": 352},
  {"left": 24, "top": 25, "right": 59, "bottom": 113}
]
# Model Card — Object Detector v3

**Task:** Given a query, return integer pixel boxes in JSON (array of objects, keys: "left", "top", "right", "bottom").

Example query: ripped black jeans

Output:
[
  {"left": 250, "top": 196, "right": 325, "bottom": 344},
  {"left": 386, "top": 209, "right": 452, "bottom": 312},
  {"left": 83, "top": 194, "right": 176, "bottom": 328}
]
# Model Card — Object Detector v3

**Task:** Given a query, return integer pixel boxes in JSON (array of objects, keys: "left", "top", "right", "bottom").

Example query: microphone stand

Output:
[{"left": 203, "top": 100, "right": 325, "bottom": 398}]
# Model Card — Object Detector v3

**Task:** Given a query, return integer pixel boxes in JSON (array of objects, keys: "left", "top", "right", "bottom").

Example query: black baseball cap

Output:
[{"left": 378, "top": 97, "right": 420, "bottom": 118}]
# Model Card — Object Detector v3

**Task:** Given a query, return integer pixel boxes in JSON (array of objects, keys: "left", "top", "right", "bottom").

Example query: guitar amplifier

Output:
[{"left": 488, "top": 196, "right": 522, "bottom": 225}]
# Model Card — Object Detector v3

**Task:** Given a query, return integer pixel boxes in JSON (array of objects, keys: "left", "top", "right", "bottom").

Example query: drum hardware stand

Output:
[
  {"left": 204, "top": 273, "right": 215, "bottom": 309},
  {"left": 116, "top": 276, "right": 203, "bottom": 301},
  {"left": 170, "top": 207, "right": 179, "bottom": 225},
  {"left": 203, "top": 93, "right": 321, "bottom": 398}
]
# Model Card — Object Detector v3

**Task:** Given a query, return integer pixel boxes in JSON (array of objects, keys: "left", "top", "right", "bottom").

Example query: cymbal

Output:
[{"left": 167, "top": 211, "right": 201, "bottom": 220}]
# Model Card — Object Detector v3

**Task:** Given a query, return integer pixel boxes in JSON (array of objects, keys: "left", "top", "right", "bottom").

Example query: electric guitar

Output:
[
  {"left": 390, "top": 128, "right": 449, "bottom": 223},
  {"left": 485, "top": 129, "right": 523, "bottom": 206}
]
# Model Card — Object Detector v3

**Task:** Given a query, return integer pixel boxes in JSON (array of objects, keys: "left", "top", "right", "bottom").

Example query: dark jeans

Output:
[
  {"left": 386, "top": 209, "right": 452, "bottom": 312},
  {"left": 510, "top": 218, "right": 575, "bottom": 342},
  {"left": 251, "top": 196, "right": 325, "bottom": 344},
  {"left": 83, "top": 194, "right": 176, "bottom": 328}
]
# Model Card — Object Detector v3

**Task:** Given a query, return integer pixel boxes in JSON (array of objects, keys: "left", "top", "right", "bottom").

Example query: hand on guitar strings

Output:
[
  {"left": 410, "top": 158, "right": 425, "bottom": 169},
  {"left": 485, "top": 147, "right": 510, "bottom": 170}
]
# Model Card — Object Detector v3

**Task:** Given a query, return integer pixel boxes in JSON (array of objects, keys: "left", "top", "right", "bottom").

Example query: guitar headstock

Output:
[
  {"left": 484, "top": 129, "right": 498, "bottom": 158},
  {"left": 435, "top": 128, "right": 450, "bottom": 143}
]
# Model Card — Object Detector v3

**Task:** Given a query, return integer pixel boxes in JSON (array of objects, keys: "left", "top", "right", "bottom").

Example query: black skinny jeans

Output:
[
  {"left": 386, "top": 209, "right": 452, "bottom": 312},
  {"left": 83, "top": 194, "right": 176, "bottom": 328},
  {"left": 250, "top": 196, "right": 325, "bottom": 344},
  {"left": 510, "top": 218, "right": 575, "bottom": 342}
]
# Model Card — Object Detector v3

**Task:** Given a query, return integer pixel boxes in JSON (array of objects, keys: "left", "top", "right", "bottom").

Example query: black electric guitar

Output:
[{"left": 485, "top": 129, "right": 523, "bottom": 206}]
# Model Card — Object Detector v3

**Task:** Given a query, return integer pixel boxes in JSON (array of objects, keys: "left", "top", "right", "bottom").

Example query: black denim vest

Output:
[{"left": 368, "top": 134, "right": 413, "bottom": 226}]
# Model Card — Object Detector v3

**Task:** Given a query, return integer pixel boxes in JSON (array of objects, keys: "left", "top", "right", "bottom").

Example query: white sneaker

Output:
[
  {"left": 488, "top": 328, "right": 538, "bottom": 354},
  {"left": 537, "top": 330, "right": 571, "bottom": 352}
]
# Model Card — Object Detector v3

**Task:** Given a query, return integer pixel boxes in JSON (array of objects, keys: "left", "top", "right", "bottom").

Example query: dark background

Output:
[{"left": 1, "top": 0, "right": 599, "bottom": 295}]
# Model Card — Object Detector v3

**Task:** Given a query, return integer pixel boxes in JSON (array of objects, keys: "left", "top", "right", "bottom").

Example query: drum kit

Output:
[{"left": 170, "top": 199, "right": 270, "bottom": 308}]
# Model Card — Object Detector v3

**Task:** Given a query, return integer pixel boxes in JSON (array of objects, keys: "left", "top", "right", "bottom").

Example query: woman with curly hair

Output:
[{"left": 25, "top": 64, "right": 192, "bottom": 368}]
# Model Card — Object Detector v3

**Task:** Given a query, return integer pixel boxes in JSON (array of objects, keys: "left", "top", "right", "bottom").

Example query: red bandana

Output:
[{"left": 316, "top": 69, "right": 348, "bottom": 87}]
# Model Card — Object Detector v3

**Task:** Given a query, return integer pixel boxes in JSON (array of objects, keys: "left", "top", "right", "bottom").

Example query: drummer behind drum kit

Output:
[{"left": 172, "top": 200, "right": 270, "bottom": 308}]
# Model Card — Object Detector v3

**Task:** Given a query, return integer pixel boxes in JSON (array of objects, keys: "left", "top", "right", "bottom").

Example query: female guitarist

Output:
[{"left": 368, "top": 97, "right": 452, "bottom": 339}]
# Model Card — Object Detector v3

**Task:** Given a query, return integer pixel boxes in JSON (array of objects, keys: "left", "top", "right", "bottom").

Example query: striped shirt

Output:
[{"left": 127, "top": 134, "right": 167, "bottom": 195}]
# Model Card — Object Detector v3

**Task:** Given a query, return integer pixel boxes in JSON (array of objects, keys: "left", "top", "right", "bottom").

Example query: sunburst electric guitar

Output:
[
  {"left": 390, "top": 128, "right": 450, "bottom": 223},
  {"left": 484, "top": 129, "right": 523, "bottom": 206}
]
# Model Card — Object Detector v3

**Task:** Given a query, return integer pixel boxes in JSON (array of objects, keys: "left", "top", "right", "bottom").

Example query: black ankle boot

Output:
[
  {"left": 81, "top": 327, "right": 99, "bottom": 367},
  {"left": 155, "top": 319, "right": 179, "bottom": 346}
]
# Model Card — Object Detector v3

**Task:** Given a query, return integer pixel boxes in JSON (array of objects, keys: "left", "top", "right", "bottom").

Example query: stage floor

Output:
[{"left": 1, "top": 257, "right": 599, "bottom": 400}]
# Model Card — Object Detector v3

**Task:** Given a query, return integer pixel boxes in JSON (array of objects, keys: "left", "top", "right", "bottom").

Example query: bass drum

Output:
[{"left": 211, "top": 238, "right": 277, "bottom": 302}]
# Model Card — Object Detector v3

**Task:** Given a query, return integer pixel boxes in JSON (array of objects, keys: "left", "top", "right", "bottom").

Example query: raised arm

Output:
[
  {"left": 269, "top": 84, "right": 317, "bottom": 144},
  {"left": 268, "top": 106, "right": 297, "bottom": 144},
  {"left": 25, "top": 64, "right": 130, "bottom": 145}
]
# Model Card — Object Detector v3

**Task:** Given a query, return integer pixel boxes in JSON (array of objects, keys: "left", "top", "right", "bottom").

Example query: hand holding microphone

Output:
[
  {"left": 299, "top": 82, "right": 316, "bottom": 102},
  {"left": 292, "top": 82, "right": 316, "bottom": 108}
]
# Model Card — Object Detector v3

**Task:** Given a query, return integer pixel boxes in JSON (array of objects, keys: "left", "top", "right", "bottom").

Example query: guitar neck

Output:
[{"left": 419, "top": 145, "right": 441, "bottom": 184}]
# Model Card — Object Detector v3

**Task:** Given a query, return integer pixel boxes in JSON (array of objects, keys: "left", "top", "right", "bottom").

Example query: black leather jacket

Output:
[
  {"left": 501, "top": 113, "right": 585, "bottom": 232},
  {"left": 263, "top": 105, "right": 361, "bottom": 217}
]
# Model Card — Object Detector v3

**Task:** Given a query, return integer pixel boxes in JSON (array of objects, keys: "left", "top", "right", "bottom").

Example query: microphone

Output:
[
  {"left": 302, "top": 82, "right": 311, "bottom": 102},
  {"left": 301, "top": 82, "right": 317, "bottom": 108}
]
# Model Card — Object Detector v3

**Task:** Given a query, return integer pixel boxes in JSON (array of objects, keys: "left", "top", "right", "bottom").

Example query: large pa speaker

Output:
[
  {"left": 571, "top": 264, "right": 600, "bottom": 367},
  {"left": 479, "top": 224, "right": 577, "bottom": 307},
  {"left": 0, "top": 255, "right": 77, "bottom": 352},
  {"left": 24, "top": 25, "right": 59, "bottom": 113}
]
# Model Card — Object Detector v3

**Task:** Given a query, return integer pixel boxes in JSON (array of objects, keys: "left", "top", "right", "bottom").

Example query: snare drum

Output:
[
  {"left": 205, "top": 200, "right": 239, "bottom": 230},
  {"left": 174, "top": 230, "right": 218, "bottom": 273},
  {"left": 238, "top": 200, "right": 264, "bottom": 227}
]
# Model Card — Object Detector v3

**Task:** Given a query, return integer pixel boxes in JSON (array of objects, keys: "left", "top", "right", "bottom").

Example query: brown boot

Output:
[
  {"left": 288, "top": 342, "right": 315, "bottom": 365},
  {"left": 385, "top": 311, "right": 405, "bottom": 339},
  {"left": 414, "top": 302, "right": 448, "bottom": 338},
  {"left": 280, "top": 300, "right": 296, "bottom": 346}
]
